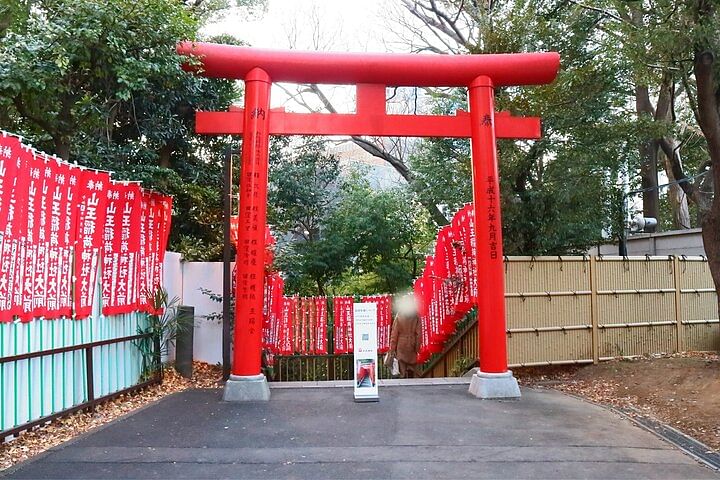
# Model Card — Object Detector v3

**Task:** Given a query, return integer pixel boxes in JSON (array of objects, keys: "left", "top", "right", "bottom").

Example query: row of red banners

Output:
[
  {"left": 0, "top": 132, "right": 172, "bottom": 321},
  {"left": 414, "top": 203, "right": 477, "bottom": 364},
  {"left": 260, "top": 282, "right": 394, "bottom": 355},
  {"left": 259, "top": 203, "right": 479, "bottom": 361},
  {"left": 333, "top": 295, "right": 392, "bottom": 354}
]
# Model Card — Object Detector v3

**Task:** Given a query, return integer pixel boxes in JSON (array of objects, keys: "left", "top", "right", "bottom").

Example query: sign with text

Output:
[{"left": 353, "top": 302, "right": 378, "bottom": 402}]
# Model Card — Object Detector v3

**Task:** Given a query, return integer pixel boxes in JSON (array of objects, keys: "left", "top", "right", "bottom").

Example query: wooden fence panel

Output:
[
  {"left": 420, "top": 255, "right": 719, "bottom": 378},
  {"left": 679, "top": 258, "right": 720, "bottom": 352},
  {"left": 270, "top": 256, "right": 719, "bottom": 380}
]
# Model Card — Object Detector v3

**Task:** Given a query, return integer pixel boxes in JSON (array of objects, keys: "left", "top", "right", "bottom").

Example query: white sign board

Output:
[{"left": 353, "top": 302, "right": 379, "bottom": 402}]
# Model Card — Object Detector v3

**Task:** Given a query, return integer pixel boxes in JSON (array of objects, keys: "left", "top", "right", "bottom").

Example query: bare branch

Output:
[
  {"left": 680, "top": 66, "right": 701, "bottom": 128},
  {"left": 567, "top": 0, "right": 630, "bottom": 24},
  {"left": 401, "top": 0, "right": 470, "bottom": 52}
]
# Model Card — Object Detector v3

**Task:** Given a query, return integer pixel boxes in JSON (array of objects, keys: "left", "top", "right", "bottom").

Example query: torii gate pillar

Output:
[
  {"left": 223, "top": 67, "right": 272, "bottom": 402},
  {"left": 467, "top": 76, "right": 520, "bottom": 398}
]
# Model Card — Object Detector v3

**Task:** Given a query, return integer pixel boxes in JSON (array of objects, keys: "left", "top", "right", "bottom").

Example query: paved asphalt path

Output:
[{"left": 3, "top": 383, "right": 718, "bottom": 479}]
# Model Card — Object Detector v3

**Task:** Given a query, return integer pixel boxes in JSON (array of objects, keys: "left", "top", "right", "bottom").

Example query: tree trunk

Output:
[
  {"left": 639, "top": 140, "right": 659, "bottom": 229},
  {"left": 660, "top": 149, "right": 691, "bottom": 229},
  {"left": 159, "top": 144, "right": 173, "bottom": 168},
  {"left": 636, "top": 85, "right": 659, "bottom": 231},
  {"left": 54, "top": 137, "right": 71, "bottom": 161},
  {"left": 315, "top": 278, "right": 326, "bottom": 297},
  {"left": 654, "top": 71, "right": 691, "bottom": 229},
  {"left": 694, "top": 47, "right": 720, "bottom": 318}
]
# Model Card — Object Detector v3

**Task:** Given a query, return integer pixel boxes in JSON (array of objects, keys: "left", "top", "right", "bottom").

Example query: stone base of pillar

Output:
[
  {"left": 222, "top": 374, "right": 271, "bottom": 402},
  {"left": 468, "top": 370, "right": 521, "bottom": 399}
]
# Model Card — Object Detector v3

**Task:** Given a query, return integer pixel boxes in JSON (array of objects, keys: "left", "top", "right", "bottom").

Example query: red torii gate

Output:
[{"left": 178, "top": 42, "right": 560, "bottom": 400}]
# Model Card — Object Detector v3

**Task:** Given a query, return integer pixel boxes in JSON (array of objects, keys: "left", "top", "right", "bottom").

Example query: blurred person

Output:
[{"left": 389, "top": 296, "right": 421, "bottom": 378}]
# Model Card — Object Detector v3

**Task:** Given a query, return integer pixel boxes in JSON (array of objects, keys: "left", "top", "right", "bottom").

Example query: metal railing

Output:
[
  {"left": 273, "top": 353, "right": 392, "bottom": 382},
  {"left": 0, "top": 332, "right": 161, "bottom": 442}
]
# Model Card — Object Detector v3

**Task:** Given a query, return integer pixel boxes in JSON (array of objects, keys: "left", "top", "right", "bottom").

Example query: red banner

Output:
[
  {"left": 279, "top": 296, "right": 293, "bottom": 355},
  {"left": 24, "top": 154, "right": 58, "bottom": 319},
  {"left": 451, "top": 204, "right": 473, "bottom": 315},
  {"left": 463, "top": 204, "right": 478, "bottom": 303},
  {"left": 291, "top": 296, "right": 299, "bottom": 353},
  {"left": 362, "top": 295, "right": 391, "bottom": 353},
  {"left": 57, "top": 164, "right": 81, "bottom": 318},
  {"left": 261, "top": 273, "right": 284, "bottom": 353},
  {"left": 315, "top": 297, "right": 327, "bottom": 354},
  {"left": 152, "top": 194, "right": 173, "bottom": 294},
  {"left": 74, "top": 169, "right": 110, "bottom": 319},
  {"left": 0, "top": 133, "right": 173, "bottom": 322},
  {"left": 0, "top": 135, "right": 24, "bottom": 319},
  {"left": 414, "top": 277, "right": 431, "bottom": 361},
  {"left": 272, "top": 277, "right": 284, "bottom": 352},
  {"left": 262, "top": 274, "right": 273, "bottom": 350},
  {"left": 101, "top": 182, "right": 142, "bottom": 316},
  {"left": 299, "top": 297, "right": 307, "bottom": 354},
  {"left": 333, "top": 296, "right": 354, "bottom": 354},
  {"left": 45, "top": 161, "right": 78, "bottom": 318},
  {"left": 12, "top": 146, "right": 34, "bottom": 319},
  {"left": 136, "top": 192, "right": 151, "bottom": 311}
]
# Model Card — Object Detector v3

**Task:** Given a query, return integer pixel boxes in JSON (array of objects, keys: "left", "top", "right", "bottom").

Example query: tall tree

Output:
[
  {"left": 690, "top": 1, "right": 720, "bottom": 314},
  {"left": 268, "top": 137, "right": 349, "bottom": 295},
  {"left": 327, "top": 175, "right": 432, "bottom": 294},
  {"left": 399, "top": 0, "right": 637, "bottom": 254},
  {"left": 268, "top": 138, "right": 432, "bottom": 295},
  {"left": 0, "top": 0, "right": 247, "bottom": 259}
]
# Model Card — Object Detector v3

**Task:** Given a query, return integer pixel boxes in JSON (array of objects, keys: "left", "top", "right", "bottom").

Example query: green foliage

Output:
[
  {"left": 269, "top": 138, "right": 433, "bottom": 296},
  {"left": 449, "top": 356, "right": 477, "bottom": 377},
  {"left": 0, "top": 0, "right": 242, "bottom": 260},
  {"left": 134, "top": 286, "right": 188, "bottom": 380},
  {"left": 408, "top": 0, "right": 638, "bottom": 254},
  {"left": 268, "top": 137, "right": 340, "bottom": 240},
  {"left": 327, "top": 174, "right": 432, "bottom": 294}
]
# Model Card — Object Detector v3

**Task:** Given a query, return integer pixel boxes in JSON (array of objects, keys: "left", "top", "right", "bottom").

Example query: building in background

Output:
[{"left": 328, "top": 140, "right": 406, "bottom": 191}]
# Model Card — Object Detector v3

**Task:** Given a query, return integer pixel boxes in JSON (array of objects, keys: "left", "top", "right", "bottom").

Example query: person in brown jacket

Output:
[{"left": 389, "top": 311, "right": 422, "bottom": 378}]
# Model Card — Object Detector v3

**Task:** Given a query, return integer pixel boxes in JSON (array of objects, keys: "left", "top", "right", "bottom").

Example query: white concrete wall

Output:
[
  {"left": 180, "top": 262, "right": 225, "bottom": 365},
  {"left": 161, "top": 254, "right": 227, "bottom": 365},
  {"left": 589, "top": 228, "right": 707, "bottom": 257},
  {"left": 163, "top": 252, "right": 183, "bottom": 307}
]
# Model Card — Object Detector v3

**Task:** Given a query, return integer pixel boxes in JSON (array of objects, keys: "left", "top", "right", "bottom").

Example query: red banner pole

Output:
[
  {"left": 232, "top": 67, "right": 271, "bottom": 377},
  {"left": 468, "top": 75, "right": 508, "bottom": 374}
]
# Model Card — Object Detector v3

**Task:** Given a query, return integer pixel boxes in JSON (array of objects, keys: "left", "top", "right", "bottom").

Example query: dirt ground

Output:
[{"left": 516, "top": 352, "right": 720, "bottom": 451}]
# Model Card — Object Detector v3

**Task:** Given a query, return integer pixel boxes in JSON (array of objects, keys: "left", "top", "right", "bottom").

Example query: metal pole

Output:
[
  {"left": 619, "top": 191, "right": 628, "bottom": 256},
  {"left": 222, "top": 148, "right": 232, "bottom": 380}
]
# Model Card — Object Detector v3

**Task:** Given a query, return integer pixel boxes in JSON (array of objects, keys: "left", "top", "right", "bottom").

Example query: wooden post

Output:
[
  {"left": 673, "top": 256, "right": 684, "bottom": 353},
  {"left": 590, "top": 256, "right": 599, "bottom": 364}
]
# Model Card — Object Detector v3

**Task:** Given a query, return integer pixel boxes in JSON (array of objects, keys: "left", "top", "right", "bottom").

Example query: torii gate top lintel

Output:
[
  {"left": 178, "top": 41, "right": 560, "bottom": 88},
  {"left": 178, "top": 42, "right": 560, "bottom": 140}
]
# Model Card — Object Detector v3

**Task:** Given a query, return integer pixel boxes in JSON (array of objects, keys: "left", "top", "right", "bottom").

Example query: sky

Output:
[
  {"left": 203, "top": 0, "right": 393, "bottom": 53},
  {"left": 202, "top": 0, "right": 405, "bottom": 111}
]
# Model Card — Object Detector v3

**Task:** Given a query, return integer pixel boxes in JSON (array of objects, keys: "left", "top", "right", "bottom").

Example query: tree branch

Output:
[{"left": 567, "top": 0, "right": 629, "bottom": 24}]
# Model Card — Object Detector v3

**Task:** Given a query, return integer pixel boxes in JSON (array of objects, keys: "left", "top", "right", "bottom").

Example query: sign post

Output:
[{"left": 353, "top": 302, "right": 379, "bottom": 402}]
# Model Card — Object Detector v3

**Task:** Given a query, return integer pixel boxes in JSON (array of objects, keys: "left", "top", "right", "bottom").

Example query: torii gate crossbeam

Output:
[{"left": 178, "top": 42, "right": 560, "bottom": 401}]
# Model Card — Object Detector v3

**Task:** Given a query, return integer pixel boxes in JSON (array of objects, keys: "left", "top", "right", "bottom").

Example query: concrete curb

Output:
[
  {"left": 269, "top": 377, "right": 472, "bottom": 389},
  {"left": 614, "top": 406, "right": 720, "bottom": 472},
  {"left": 544, "top": 386, "right": 720, "bottom": 472}
]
